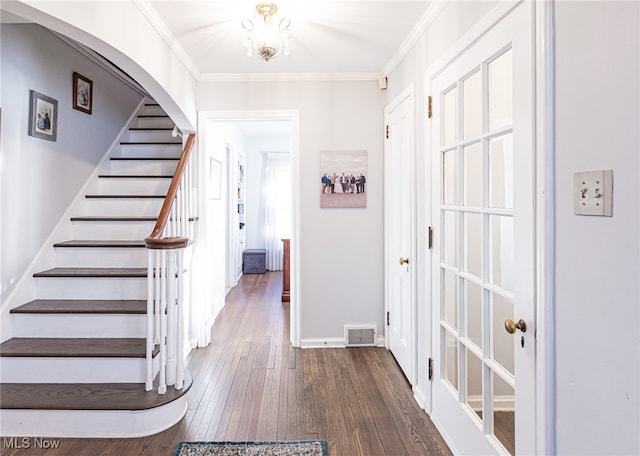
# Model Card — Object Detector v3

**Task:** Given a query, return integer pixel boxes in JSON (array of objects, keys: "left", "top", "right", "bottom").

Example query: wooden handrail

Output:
[{"left": 145, "top": 133, "right": 196, "bottom": 250}]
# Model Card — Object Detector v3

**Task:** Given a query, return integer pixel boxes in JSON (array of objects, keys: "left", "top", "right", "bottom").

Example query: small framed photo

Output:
[
  {"left": 73, "top": 72, "right": 93, "bottom": 114},
  {"left": 28, "top": 90, "right": 58, "bottom": 141}
]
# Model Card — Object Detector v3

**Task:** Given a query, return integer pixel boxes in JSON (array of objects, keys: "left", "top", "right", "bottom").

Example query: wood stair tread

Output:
[
  {"left": 110, "top": 157, "right": 179, "bottom": 161},
  {"left": 34, "top": 267, "right": 146, "bottom": 278},
  {"left": 0, "top": 338, "right": 156, "bottom": 358},
  {"left": 85, "top": 194, "right": 165, "bottom": 199},
  {"left": 11, "top": 299, "right": 146, "bottom": 315},
  {"left": 70, "top": 216, "right": 197, "bottom": 222},
  {"left": 54, "top": 240, "right": 145, "bottom": 248},
  {"left": 0, "top": 372, "right": 192, "bottom": 411},
  {"left": 129, "top": 127, "right": 172, "bottom": 131},
  {"left": 71, "top": 216, "right": 157, "bottom": 222},
  {"left": 98, "top": 174, "right": 173, "bottom": 179},
  {"left": 119, "top": 141, "right": 181, "bottom": 145}
]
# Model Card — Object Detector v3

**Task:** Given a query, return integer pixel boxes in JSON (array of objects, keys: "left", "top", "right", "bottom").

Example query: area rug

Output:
[{"left": 173, "top": 440, "right": 328, "bottom": 456}]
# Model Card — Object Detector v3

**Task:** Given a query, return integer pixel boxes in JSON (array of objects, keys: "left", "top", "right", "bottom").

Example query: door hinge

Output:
[
  {"left": 386, "top": 311, "right": 390, "bottom": 326},
  {"left": 427, "top": 96, "right": 433, "bottom": 119},
  {"left": 428, "top": 226, "right": 433, "bottom": 250},
  {"left": 428, "top": 357, "right": 433, "bottom": 380},
  {"left": 385, "top": 125, "right": 389, "bottom": 139}
]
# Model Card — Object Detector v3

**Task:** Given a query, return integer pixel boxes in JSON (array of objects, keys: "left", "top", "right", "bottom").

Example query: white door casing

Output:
[
  {"left": 384, "top": 86, "right": 416, "bottom": 385},
  {"left": 428, "top": 2, "right": 536, "bottom": 454}
]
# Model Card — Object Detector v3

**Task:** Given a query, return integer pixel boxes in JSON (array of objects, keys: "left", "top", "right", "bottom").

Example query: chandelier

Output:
[{"left": 242, "top": 3, "right": 291, "bottom": 62}]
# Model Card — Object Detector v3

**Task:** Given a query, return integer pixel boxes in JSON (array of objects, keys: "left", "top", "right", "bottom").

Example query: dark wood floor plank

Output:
[{"left": 0, "top": 272, "right": 452, "bottom": 456}]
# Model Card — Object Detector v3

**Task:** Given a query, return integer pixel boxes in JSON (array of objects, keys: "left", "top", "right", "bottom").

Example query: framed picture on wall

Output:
[
  {"left": 320, "top": 150, "right": 367, "bottom": 208},
  {"left": 73, "top": 72, "right": 93, "bottom": 114},
  {"left": 28, "top": 90, "right": 58, "bottom": 142}
]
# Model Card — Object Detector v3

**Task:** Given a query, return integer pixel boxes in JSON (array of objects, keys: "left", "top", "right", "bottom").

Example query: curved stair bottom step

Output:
[
  {"left": 0, "top": 372, "right": 192, "bottom": 438},
  {"left": 0, "top": 396, "right": 187, "bottom": 438}
]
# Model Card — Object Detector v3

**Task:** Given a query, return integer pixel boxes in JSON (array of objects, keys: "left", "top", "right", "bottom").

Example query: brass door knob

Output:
[
  {"left": 399, "top": 257, "right": 409, "bottom": 265},
  {"left": 504, "top": 318, "right": 527, "bottom": 334}
]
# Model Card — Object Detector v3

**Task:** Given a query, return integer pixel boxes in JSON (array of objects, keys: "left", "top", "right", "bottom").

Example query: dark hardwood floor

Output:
[{"left": 1, "top": 272, "right": 451, "bottom": 456}]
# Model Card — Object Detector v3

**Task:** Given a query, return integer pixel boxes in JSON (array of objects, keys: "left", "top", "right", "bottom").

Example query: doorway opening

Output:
[{"left": 200, "top": 111, "right": 301, "bottom": 347}]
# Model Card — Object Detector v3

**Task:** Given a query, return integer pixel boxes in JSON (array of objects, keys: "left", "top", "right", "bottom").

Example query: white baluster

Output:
[
  {"left": 176, "top": 250, "right": 185, "bottom": 389},
  {"left": 158, "top": 249, "right": 167, "bottom": 394},
  {"left": 145, "top": 250, "right": 154, "bottom": 391},
  {"left": 166, "top": 250, "right": 177, "bottom": 386},
  {"left": 154, "top": 250, "right": 160, "bottom": 344}
]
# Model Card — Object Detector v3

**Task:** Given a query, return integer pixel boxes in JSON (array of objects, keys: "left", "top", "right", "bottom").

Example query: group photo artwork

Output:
[{"left": 320, "top": 150, "right": 367, "bottom": 209}]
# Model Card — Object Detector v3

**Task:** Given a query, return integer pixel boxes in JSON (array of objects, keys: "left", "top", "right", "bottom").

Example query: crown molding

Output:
[
  {"left": 198, "top": 72, "right": 385, "bottom": 83},
  {"left": 382, "top": 0, "right": 449, "bottom": 76},
  {"left": 132, "top": 0, "right": 200, "bottom": 81}
]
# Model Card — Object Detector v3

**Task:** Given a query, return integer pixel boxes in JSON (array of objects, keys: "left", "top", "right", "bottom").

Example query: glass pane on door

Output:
[
  {"left": 463, "top": 142, "right": 482, "bottom": 207},
  {"left": 488, "top": 49, "right": 513, "bottom": 131},
  {"left": 465, "top": 348, "right": 484, "bottom": 420},
  {"left": 463, "top": 70, "right": 482, "bottom": 140},
  {"left": 492, "top": 372, "right": 515, "bottom": 455},
  {"left": 489, "top": 134, "right": 514, "bottom": 209}
]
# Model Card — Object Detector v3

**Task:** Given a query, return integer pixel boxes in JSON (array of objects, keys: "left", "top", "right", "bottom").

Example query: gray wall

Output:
[
  {"left": 0, "top": 24, "right": 144, "bottom": 304},
  {"left": 198, "top": 81, "right": 385, "bottom": 342}
]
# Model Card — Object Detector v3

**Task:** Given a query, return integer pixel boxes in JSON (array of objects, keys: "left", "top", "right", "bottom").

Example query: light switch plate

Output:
[{"left": 573, "top": 169, "right": 613, "bottom": 216}]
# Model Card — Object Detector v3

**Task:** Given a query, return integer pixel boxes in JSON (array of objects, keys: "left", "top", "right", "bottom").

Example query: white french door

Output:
[
  {"left": 385, "top": 87, "right": 415, "bottom": 384},
  {"left": 430, "top": 3, "right": 535, "bottom": 455}
]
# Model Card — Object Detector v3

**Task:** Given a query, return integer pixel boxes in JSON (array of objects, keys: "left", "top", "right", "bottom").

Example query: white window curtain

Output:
[{"left": 263, "top": 152, "right": 291, "bottom": 270}]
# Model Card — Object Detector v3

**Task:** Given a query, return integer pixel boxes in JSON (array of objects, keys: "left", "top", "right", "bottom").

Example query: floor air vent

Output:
[{"left": 345, "top": 325, "right": 377, "bottom": 347}]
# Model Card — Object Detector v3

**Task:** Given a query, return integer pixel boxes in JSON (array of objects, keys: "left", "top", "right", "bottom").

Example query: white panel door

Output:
[
  {"left": 385, "top": 89, "right": 415, "bottom": 383},
  {"left": 430, "top": 3, "right": 535, "bottom": 455}
]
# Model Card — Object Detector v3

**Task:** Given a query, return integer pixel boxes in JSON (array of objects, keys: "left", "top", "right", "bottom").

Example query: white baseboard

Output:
[
  {"left": 300, "top": 337, "right": 345, "bottom": 349},
  {"left": 413, "top": 385, "right": 427, "bottom": 410}
]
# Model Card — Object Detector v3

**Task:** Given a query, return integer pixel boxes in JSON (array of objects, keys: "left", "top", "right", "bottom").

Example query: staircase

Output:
[{"left": 0, "top": 101, "right": 193, "bottom": 438}]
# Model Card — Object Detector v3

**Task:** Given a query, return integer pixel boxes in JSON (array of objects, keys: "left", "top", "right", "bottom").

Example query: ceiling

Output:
[{"left": 145, "top": 0, "right": 434, "bottom": 80}]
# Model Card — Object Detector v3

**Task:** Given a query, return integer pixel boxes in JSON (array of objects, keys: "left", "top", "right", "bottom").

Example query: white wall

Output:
[
  {"left": 0, "top": 24, "right": 143, "bottom": 307},
  {"left": 555, "top": 2, "right": 640, "bottom": 454},
  {"left": 244, "top": 135, "right": 291, "bottom": 250},
  {"left": 198, "top": 81, "right": 384, "bottom": 342}
]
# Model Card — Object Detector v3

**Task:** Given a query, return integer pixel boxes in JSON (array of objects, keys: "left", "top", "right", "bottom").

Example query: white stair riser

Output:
[
  {"left": 0, "top": 398, "right": 187, "bottom": 438},
  {"left": 36, "top": 277, "right": 147, "bottom": 300},
  {"left": 12, "top": 314, "right": 146, "bottom": 338},
  {"left": 128, "top": 129, "right": 175, "bottom": 142},
  {"left": 136, "top": 117, "right": 174, "bottom": 128},
  {"left": 82, "top": 199, "right": 164, "bottom": 217},
  {"left": 114, "top": 144, "right": 181, "bottom": 159},
  {"left": 54, "top": 248, "right": 147, "bottom": 268},
  {"left": 108, "top": 160, "right": 178, "bottom": 175},
  {"left": 95, "top": 178, "right": 171, "bottom": 194},
  {"left": 0, "top": 356, "right": 156, "bottom": 383},
  {"left": 72, "top": 220, "right": 156, "bottom": 240}
]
